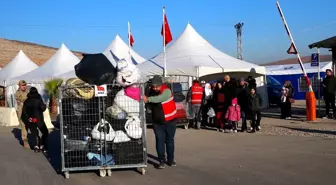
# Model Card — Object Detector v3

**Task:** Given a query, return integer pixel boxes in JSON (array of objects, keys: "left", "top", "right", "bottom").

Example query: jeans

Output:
[
  {"left": 241, "top": 111, "right": 247, "bottom": 130},
  {"left": 251, "top": 110, "right": 261, "bottom": 129},
  {"left": 153, "top": 120, "right": 176, "bottom": 162},
  {"left": 191, "top": 104, "right": 201, "bottom": 129}
]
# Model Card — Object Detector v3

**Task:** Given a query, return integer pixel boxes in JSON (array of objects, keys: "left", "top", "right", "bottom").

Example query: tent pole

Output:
[
  {"left": 163, "top": 7, "right": 167, "bottom": 78},
  {"left": 317, "top": 48, "right": 321, "bottom": 118},
  {"left": 128, "top": 21, "right": 132, "bottom": 65}
]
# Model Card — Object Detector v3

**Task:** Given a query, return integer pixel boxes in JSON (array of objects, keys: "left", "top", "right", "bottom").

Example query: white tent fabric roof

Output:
[
  {"left": 0, "top": 50, "right": 38, "bottom": 86},
  {"left": 103, "top": 35, "right": 146, "bottom": 67},
  {"left": 266, "top": 61, "right": 331, "bottom": 75},
  {"left": 137, "top": 23, "right": 265, "bottom": 79},
  {"left": 10, "top": 44, "right": 80, "bottom": 84}
]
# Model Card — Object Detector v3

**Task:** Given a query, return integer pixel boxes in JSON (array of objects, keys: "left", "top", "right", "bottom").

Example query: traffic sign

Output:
[{"left": 311, "top": 53, "right": 319, "bottom": 67}]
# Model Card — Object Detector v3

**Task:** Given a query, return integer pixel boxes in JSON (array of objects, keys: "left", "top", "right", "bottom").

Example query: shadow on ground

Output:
[
  {"left": 147, "top": 153, "right": 159, "bottom": 168},
  {"left": 278, "top": 126, "right": 336, "bottom": 136},
  {"left": 262, "top": 106, "right": 306, "bottom": 121},
  {"left": 45, "top": 129, "right": 61, "bottom": 174},
  {"left": 12, "top": 128, "right": 23, "bottom": 146}
]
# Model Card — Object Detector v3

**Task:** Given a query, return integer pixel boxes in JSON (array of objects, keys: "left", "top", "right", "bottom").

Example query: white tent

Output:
[
  {"left": 266, "top": 61, "right": 331, "bottom": 75},
  {"left": 0, "top": 50, "right": 38, "bottom": 86},
  {"left": 137, "top": 23, "right": 266, "bottom": 80},
  {"left": 10, "top": 44, "right": 80, "bottom": 84},
  {"left": 103, "top": 34, "right": 146, "bottom": 67}
]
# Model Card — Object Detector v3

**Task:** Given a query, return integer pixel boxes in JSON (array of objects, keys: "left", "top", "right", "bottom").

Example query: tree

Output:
[{"left": 44, "top": 78, "right": 63, "bottom": 114}]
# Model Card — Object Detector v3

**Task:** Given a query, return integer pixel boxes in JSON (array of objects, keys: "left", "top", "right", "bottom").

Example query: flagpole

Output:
[
  {"left": 128, "top": 21, "right": 132, "bottom": 64},
  {"left": 163, "top": 7, "right": 167, "bottom": 78}
]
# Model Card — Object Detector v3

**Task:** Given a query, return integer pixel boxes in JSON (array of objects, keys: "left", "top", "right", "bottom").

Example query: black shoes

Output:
[
  {"left": 157, "top": 161, "right": 177, "bottom": 169},
  {"left": 158, "top": 161, "right": 165, "bottom": 169},
  {"left": 167, "top": 161, "right": 177, "bottom": 167},
  {"left": 34, "top": 146, "right": 40, "bottom": 153}
]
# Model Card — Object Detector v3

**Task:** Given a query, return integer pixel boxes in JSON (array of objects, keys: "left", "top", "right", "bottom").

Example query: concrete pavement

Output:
[{"left": 0, "top": 121, "right": 335, "bottom": 185}]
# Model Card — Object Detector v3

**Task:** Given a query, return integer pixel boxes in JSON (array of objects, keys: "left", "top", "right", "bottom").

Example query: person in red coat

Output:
[{"left": 186, "top": 80, "right": 204, "bottom": 129}]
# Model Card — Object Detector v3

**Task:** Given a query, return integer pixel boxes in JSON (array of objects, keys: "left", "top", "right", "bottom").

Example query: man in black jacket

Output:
[
  {"left": 236, "top": 78, "right": 249, "bottom": 132},
  {"left": 322, "top": 69, "right": 336, "bottom": 118}
]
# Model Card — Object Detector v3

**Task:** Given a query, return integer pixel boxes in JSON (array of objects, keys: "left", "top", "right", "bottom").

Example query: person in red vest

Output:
[
  {"left": 187, "top": 80, "right": 204, "bottom": 129},
  {"left": 144, "top": 75, "right": 177, "bottom": 169}
]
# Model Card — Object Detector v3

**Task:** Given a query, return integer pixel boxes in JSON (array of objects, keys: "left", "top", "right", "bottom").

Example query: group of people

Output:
[{"left": 187, "top": 75, "right": 263, "bottom": 133}]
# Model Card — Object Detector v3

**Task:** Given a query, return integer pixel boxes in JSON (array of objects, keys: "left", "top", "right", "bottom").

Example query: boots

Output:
[{"left": 23, "top": 139, "right": 30, "bottom": 149}]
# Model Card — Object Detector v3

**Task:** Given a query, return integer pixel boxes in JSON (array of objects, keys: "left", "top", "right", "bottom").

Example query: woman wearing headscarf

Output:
[
  {"left": 21, "top": 87, "right": 49, "bottom": 153},
  {"left": 201, "top": 83, "right": 214, "bottom": 127}
]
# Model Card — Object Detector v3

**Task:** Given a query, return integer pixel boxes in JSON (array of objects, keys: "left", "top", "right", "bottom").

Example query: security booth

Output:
[{"left": 309, "top": 36, "right": 336, "bottom": 74}]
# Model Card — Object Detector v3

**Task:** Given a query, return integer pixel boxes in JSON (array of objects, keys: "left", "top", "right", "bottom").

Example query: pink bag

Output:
[{"left": 124, "top": 86, "right": 140, "bottom": 102}]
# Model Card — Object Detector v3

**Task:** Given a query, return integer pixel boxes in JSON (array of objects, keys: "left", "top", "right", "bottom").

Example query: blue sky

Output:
[{"left": 0, "top": 0, "right": 335, "bottom": 64}]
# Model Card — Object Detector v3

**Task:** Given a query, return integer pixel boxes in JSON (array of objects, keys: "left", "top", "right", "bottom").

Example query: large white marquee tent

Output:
[
  {"left": 11, "top": 44, "right": 80, "bottom": 84},
  {"left": 137, "top": 23, "right": 266, "bottom": 80},
  {"left": 103, "top": 34, "right": 146, "bottom": 67},
  {"left": 0, "top": 50, "right": 38, "bottom": 86},
  {"left": 137, "top": 23, "right": 268, "bottom": 106},
  {"left": 56, "top": 35, "right": 147, "bottom": 79}
]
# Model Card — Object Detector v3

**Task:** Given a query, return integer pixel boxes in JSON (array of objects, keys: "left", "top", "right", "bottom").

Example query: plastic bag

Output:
[
  {"left": 207, "top": 107, "right": 216, "bottom": 118},
  {"left": 91, "top": 119, "right": 116, "bottom": 141},
  {"left": 75, "top": 53, "right": 117, "bottom": 85},
  {"left": 125, "top": 117, "right": 142, "bottom": 139},
  {"left": 113, "top": 130, "right": 131, "bottom": 143},
  {"left": 106, "top": 104, "right": 127, "bottom": 120},
  {"left": 115, "top": 59, "right": 140, "bottom": 87}
]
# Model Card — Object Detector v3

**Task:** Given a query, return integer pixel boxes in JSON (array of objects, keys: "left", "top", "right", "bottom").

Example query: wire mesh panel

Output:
[
  {"left": 59, "top": 83, "right": 147, "bottom": 178},
  {"left": 298, "top": 75, "right": 321, "bottom": 92}
]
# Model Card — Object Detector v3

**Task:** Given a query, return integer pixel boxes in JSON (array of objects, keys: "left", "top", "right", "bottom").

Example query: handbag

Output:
[
  {"left": 124, "top": 117, "right": 142, "bottom": 139},
  {"left": 207, "top": 108, "right": 216, "bottom": 118},
  {"left": 289, "top": 98, "right": 295, "bottom": 103},
  {"left": 91, "top": 119, "right": 116, "bottom": 141}
]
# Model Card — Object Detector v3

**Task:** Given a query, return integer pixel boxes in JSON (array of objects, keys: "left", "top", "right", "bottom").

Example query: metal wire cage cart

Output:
[{"left": 58, "top": 83, "right": 147, "bottom": 178}]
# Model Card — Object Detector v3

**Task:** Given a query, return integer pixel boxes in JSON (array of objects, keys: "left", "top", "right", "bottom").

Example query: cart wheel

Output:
[
  {"left": 64, "top": 172, "right": 70, "bottom": 179},
  {"left": 107, "top": 169, "right": 112, "bottom": 177},
  {"left": 139, "top": 167, "right": 146, "bottom": 175},
  {"left": 99, "top": 170, "right": 107, "bottom": 177}
]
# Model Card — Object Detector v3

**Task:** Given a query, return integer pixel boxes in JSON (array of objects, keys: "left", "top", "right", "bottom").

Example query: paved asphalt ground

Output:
[{"left": 1, "top": 116, "right": 336, "bottom": 185}]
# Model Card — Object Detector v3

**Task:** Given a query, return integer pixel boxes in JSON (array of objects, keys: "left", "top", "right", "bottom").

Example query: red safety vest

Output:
[
  {"left": 160, "top": 84, "right": 177, "bottom": 121},
  {"left": 191, "top": 83, "right": 203, "bottom": 104}
]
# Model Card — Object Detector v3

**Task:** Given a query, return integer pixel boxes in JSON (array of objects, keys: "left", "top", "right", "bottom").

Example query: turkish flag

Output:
[
  {"left": 129, "top": 32, "right": 134, "bottom": 47},
  {"left": 161, "top": 14, "right": 173, "bottom": 45}
]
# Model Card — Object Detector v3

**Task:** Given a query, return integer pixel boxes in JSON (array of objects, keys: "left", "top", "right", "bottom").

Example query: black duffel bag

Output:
[{"left": 75, "top": 53, "right": 117, "bottom": 85}]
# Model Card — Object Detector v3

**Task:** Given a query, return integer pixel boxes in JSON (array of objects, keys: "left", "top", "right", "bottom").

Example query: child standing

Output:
[
  {"left": 225, "top": 98, "right": 241, "bottom": 133},
  {"left": 280, "top": 87, "right": 291, "bottom": 119},
  {"left": 247, "top": 87, "right": 262, "bottom": 133}
]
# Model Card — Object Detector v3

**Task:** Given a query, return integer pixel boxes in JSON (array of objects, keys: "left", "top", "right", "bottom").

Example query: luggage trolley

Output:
[{"left": 59, "top": 83, "right": 147, "bottom": 178}]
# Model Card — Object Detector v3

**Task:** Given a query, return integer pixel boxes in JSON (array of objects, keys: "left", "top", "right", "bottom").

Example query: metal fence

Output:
[
  {"left": 298, "top": 75, "right": 321, "bottom": 92},
  {"left": 59, "top": 83, "right": 147, "bottom": 178}
]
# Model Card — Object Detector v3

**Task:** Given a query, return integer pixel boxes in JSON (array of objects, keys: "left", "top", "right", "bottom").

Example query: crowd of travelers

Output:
[{"left": 186, "top": 75, "right": 263, "bottom": 133}]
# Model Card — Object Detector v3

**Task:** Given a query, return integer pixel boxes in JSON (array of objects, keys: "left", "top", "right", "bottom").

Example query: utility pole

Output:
[{"left": 234, "top": 22, "right": 244, "bottom": 60}]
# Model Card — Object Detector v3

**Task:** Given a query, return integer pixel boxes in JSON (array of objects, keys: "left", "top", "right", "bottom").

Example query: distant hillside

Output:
[
  {"left": 0, "top": 38, "right": 83, "bottom": 67},
  {"left": 262, "top": 55, "right": 332, "bottom": 66}
]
